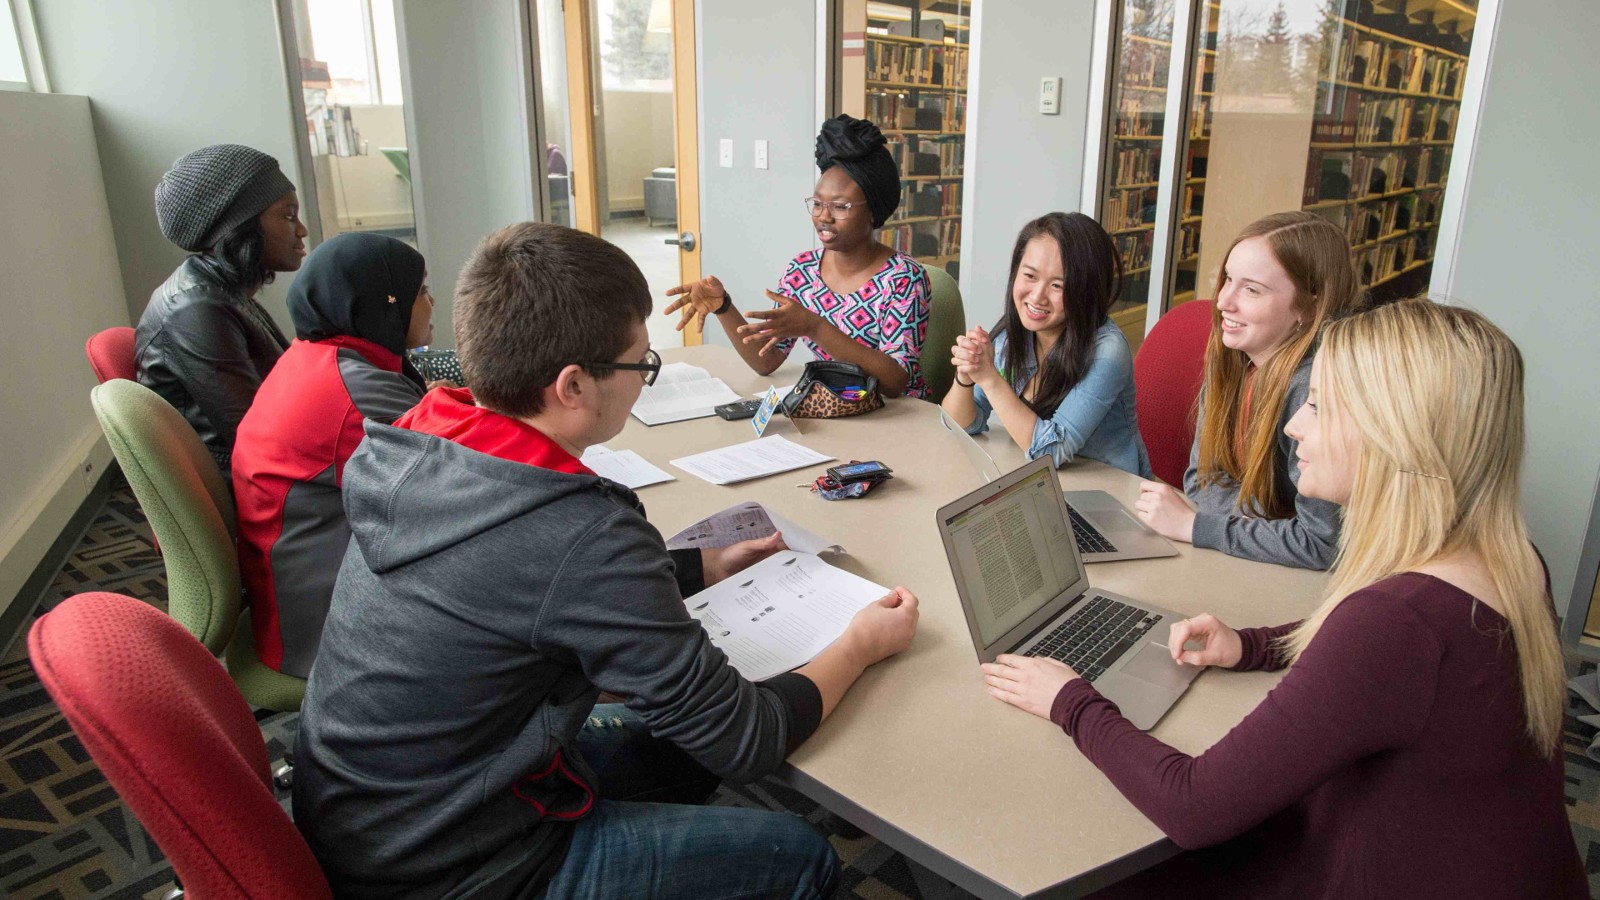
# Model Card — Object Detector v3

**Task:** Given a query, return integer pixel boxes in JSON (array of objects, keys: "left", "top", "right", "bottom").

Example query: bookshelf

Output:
[
  {"left": 1302, "top": 1, "right": 1474, "bottom": 301},
  {"left": 1098, "top": 0, "right": 1478, "bottom": 351},
  {"left": 844, "top": 0, "right": 971, "bottom": 279}
]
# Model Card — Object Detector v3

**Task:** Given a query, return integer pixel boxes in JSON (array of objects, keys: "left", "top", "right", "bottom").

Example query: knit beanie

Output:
[
  {"left": 155, "top": 144, "right": 295, "bottom": 253},
  {"left": 815, "top": 114, "right": 901, "bottom": 228}
]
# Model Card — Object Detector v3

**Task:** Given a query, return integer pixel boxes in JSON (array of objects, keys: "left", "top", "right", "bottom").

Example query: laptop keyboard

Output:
[
  {"left": 1027, "top": 596, "right": 1163, "bottom": 682},
  {"left": 1067, "top": 503, "right": 1119, "bottom": 555}
]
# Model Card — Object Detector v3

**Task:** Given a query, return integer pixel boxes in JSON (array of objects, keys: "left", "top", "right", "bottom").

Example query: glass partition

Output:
[
  {"left": 1099, "top": 0, "right": 1478, "bottom": 347},
  {"left": 837, "top": 0, "right": 972, "bottom": 281}
]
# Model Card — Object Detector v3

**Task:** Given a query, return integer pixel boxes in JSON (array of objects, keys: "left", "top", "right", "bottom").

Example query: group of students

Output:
[{"left": 127, "top": 115, "right": 1583, "bottom": 898}]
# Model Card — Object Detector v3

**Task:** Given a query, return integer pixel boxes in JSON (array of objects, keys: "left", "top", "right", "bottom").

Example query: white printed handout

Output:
[
  {"left": 670, "top": 435, "right": 834, "bottom": 485},
  {"left": 580, "top": 445, "right": 674, "bottom": 489},
  {"left": 684, "top": 551, "right": 889, "bottom": 681},
  {"left": 665, "top": 501, "right": 843, "bottom": 555},
  {"left": 630, "top": 362, "right": 744, "bottom": 426}
]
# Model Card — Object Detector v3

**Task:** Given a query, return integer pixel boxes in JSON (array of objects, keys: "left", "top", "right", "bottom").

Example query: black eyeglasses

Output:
[{"left": 586, "top": 348, "right": 662, "bottom": 386}]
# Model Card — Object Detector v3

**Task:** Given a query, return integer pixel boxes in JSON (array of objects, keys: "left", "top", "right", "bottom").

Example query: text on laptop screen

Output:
[{"left": 943, "top": 466, "right": 1078, "bottom": 645}]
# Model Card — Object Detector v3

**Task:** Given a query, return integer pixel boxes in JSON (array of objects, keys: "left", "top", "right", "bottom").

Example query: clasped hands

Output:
[
  {"left": 949, "top": 325, "right": 999, "bottom": 389},
  {"left": 663, "top": 277, "right": 822, "bottom": 356},
  {"left": 980, "top": 614, "right": 1241, "bottom": 720}
]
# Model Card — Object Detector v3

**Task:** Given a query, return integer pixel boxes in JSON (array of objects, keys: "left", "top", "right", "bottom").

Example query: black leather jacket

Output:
[{"left": 136, "top": 257, "right": 290, "bottom": 476}]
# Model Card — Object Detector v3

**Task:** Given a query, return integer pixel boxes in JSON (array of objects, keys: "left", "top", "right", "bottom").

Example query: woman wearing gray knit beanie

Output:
[{"left": 135, "top": 143, "right": 307, "bottom": 479}]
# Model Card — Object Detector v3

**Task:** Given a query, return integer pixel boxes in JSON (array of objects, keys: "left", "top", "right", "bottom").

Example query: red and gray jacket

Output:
[{"left": 232, "top": 335, "right": 423, "bottom": 676}]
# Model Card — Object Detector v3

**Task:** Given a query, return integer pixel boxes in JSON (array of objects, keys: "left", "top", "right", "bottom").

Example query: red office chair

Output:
[
  {"left": 1133, "top": 300, "right": 1215, "bottom": 486},
  {"left": 86, "top": 326, "right": 138, "bottom": 384},
  {"left": 28, "top": 593, "right": 332, "bottom": 900}
]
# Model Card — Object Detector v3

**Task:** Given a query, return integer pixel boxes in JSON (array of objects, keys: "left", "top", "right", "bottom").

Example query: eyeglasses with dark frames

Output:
[
  {"left": 586, "top": 347, "right": 663, "bottom": 386},
  {"left": 804, "top": 198, "right": 856, "bottom": 218}
]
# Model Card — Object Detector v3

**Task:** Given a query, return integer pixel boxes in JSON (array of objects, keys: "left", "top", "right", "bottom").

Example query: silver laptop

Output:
[
  {"left": 1062, "top": 490, "right": 1178, "bottom": 563},
  {"left": 936, "top": 456, "right": 1201, "bottom": 729},
  {"left": 939, "top": 410, "right": 1177, "bottom": 563}
]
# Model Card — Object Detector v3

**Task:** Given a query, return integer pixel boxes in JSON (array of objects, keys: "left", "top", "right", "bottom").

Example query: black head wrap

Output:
[
  {"left": 814, "top": 114, "right": 901, "bottom": 228},
  {"left": 287, "top": 232, "right": 427, "bottom": 389}
]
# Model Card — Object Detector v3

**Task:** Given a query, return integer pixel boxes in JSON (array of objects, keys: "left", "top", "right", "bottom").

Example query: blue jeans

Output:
[{"left": 542, "top": 704, "right": 840, "bottom": 900}]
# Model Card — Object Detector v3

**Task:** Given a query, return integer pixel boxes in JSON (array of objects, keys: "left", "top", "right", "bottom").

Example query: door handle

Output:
[{"left": 664, "top": 231, "right": 697, "bottom": 252}]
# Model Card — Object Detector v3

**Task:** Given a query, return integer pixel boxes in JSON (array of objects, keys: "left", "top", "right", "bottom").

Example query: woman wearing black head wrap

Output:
[
  {"left": 665, "top": 114, "right": 932, "bottom": 398},
  {"left": 231, "top": 232, "right": 435, "bottom": 678}
]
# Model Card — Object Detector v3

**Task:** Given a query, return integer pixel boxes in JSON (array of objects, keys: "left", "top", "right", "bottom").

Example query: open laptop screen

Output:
[{"left": 942, "top": 463, "right": 1079, "bottom": 646}]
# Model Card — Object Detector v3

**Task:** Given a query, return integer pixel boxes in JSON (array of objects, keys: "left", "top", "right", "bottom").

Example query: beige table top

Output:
[{"left": 615, "top": 346, "right": 1329, "bottom": 899}]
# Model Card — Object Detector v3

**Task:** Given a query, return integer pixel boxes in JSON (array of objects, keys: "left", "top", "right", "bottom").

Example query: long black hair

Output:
[
  {"left": 997, "top": 212, "right": 1122, "bottom": 419},
  {"left": 193, "top": 216, "right": 273, "bottom": 295}
]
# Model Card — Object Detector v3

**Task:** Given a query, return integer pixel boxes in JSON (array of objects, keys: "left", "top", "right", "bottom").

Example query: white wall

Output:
[
  {"left": 1442, "top": 0, "right": 1600, "bottom": 617},
  {"left": 397, "top": 0, "right": 536, "bottom": 348},
  {"left": 32, "top": 0, "right": 305, "bottom": 335},
  {"left": 0, "top": 92, "right": 125, "bottom": 616},
  {"left": 695, "top": 0, "right": 819, "bottom": 348},
  {"left": 957, "top": 0, "right": 1100, "bottom": 331}
]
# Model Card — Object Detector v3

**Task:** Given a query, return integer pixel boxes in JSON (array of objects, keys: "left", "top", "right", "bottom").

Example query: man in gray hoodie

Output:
[{"left": 293, "top": 221, "right": 919, "bottom": 899}]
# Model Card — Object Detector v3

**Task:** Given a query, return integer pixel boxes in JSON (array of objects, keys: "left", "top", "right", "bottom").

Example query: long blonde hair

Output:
[
  {"left": 1196, "top": 212, "right": 1362, "bottom": 517},
  {"left": 1281, "top": 299, "right": 1565, "bottom": 755}
]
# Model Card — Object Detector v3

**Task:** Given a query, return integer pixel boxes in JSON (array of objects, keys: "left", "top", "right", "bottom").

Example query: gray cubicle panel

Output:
[{"left": 1562, "top": 470, "right": 1600, "bottom": 659}]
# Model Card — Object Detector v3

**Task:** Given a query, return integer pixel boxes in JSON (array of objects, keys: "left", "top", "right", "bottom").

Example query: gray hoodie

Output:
[
  {"left": 293, "top": 418, "right": 821, "bottom": 898},
  {"left": 1184, "top": 356, "right": 1341, "bottom": 570}
]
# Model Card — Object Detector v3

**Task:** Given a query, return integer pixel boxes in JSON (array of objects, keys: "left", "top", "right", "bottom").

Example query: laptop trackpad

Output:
[{"left": 1120, "top": 643, "right": 1194, "bottom": 692}]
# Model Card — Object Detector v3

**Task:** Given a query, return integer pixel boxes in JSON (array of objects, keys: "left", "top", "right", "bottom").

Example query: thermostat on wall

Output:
[{"left": 1039, "top": 76, "right": 1062, "bottom": 115}]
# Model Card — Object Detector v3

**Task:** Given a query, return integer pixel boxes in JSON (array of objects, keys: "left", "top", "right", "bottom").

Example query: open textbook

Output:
[
  {"left": 630, "top": 362, "right": 743, "bottom": 425},
  {"left": 666, "top": 501, "right": 843, "bottom": 555},
  {"left": 684, "top": 551, "right": 888, "bottom": 681}
]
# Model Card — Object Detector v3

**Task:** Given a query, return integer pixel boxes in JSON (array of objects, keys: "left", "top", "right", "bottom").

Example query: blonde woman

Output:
[
  {"left": 981, "top": 300, "right": 1584, "bottom": 898},
  {"left": 1136, "top": 211, "right": 1362, "bottom": 569}
]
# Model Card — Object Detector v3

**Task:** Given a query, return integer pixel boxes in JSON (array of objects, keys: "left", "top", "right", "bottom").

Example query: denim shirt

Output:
[{"left": 967, "top": 320, "right": 1153, "bottom": 478}]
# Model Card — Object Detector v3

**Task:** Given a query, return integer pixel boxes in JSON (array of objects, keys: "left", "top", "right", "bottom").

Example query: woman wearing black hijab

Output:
[
  {"left": 665, "top": 114, "right": 931, "bottom": 397},
  {"left": 232, "top": 232, "right": 433, "bottom": 678}
]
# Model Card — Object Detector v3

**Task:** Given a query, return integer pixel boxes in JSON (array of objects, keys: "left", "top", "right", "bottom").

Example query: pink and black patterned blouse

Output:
[{"left": 774, "top": 249, "right": 931, "bottom": 399}]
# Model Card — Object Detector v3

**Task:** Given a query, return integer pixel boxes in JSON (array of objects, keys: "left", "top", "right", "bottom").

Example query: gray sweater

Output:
[
  {"left": 1184, "top": 356, "right": 1341, "bottom": 570},
  {"left": 293, "top": 421, "right": 821, "bottom": 898}
]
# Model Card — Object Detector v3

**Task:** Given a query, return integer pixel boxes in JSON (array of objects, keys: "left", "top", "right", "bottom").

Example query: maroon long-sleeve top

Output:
[{"left": 1052, "top": 573, "right": 1585, "bottom": 898}]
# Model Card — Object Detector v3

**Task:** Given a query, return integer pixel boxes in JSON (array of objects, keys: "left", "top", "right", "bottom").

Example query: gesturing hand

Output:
[
  {"left": 980, "top": 653, "right": 1079, "bottom": 720},
  {"left": 1134, "top": 480, "right": 1198, "bottom": 543},
  {"left": 735, "top": 291, "right": 824, "bottom": 357},
  {"left": 1166, "top": 613, "right": 1242, "bottom": 668},
  {"left": 663, "top": 275, "right": 728, "bottom": 333},
  {"left": 701, "top": 532, "right": 787, "bottom": 587}
]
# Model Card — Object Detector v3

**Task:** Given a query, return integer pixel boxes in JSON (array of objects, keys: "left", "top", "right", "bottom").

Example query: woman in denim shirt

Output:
[{"left": 940, "top": 212, "right": 1152, "bottom": 478}]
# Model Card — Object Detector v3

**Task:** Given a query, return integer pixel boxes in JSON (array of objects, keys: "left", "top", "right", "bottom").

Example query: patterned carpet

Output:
[{"left": 2, "top": 479, "right": 1597, "bottom": 899}]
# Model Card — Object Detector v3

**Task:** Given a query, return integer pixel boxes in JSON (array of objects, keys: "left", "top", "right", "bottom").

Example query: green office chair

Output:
[
  {"left": 922, "top": 265, "right": 968, "bottom": 402},
  {"left": 380, "top": 146, "right": 411, "bottom": 183},
  {"left": 90, "top": 380, "right": 306, "bottom": 711}
]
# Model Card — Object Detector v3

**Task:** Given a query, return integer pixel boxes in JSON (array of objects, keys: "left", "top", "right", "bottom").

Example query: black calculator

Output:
[{"left": 714, "top": 398, "right": 763, "bottom": 420}]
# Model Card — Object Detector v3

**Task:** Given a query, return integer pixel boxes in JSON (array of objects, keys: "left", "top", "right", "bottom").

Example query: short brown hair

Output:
[{"left": 454, "top": 222, "right": 651, "bottom": 416}]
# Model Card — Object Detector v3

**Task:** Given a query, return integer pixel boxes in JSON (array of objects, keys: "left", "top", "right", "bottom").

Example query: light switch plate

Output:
[
  {"left": 753, "top": 139, "right": 769, "bottom": 170},
  {"left": 1039, "top": 76, "right": 1062, "bottom": 115},
  {"left": 719, "top": 138, "right": 734, "bottom": 167}
]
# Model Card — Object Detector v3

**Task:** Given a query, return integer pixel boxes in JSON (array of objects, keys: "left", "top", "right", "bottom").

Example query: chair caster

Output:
[{"left": 273, "top": 762, "right": 294, "bottom": 791}]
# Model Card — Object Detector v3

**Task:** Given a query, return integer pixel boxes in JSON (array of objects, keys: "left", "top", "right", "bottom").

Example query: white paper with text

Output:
[
  {"left": 665, "top": 501, "right": 842, "bottom": 555},
  {"left": 670, "top": 435, "right": 834, "bottom": 485},
  {"left": 684, "top": 551, "right": 887, "bottom": 681}
]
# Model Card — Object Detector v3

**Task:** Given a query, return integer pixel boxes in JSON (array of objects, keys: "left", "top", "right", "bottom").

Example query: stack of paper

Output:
[
  {"left": 631, "top": 362, "right": 743, "bottom": 425},
  {"left": 670, "top": 435, "right": 834, "bottom": 485},
  {"left": 685, "top": 551, "right": 889, "bottom": 681},
  {"left": 580, "top": 445, "right": 674, "bottom": 489}
]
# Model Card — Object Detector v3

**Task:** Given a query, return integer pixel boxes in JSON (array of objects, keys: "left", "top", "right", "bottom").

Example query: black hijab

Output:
[
  {"left": 288, "top": 232, "right": 427, "bottom": 389},
  {"left": 814, "top": 114, "right": 901, "bottom": 228}
]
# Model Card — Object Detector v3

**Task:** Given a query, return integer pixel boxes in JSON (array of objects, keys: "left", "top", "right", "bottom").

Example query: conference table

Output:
[{"left": 613, "top": 346, "right": 1329, "bottom": 899}]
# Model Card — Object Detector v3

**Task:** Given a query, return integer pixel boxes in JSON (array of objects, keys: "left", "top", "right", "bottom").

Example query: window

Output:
[
  {"left": 304, "top": 0, "right": 403, "bottom": 106},
  {"left": 1, "top": 0, "right": 39, "bottom": 91}
]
